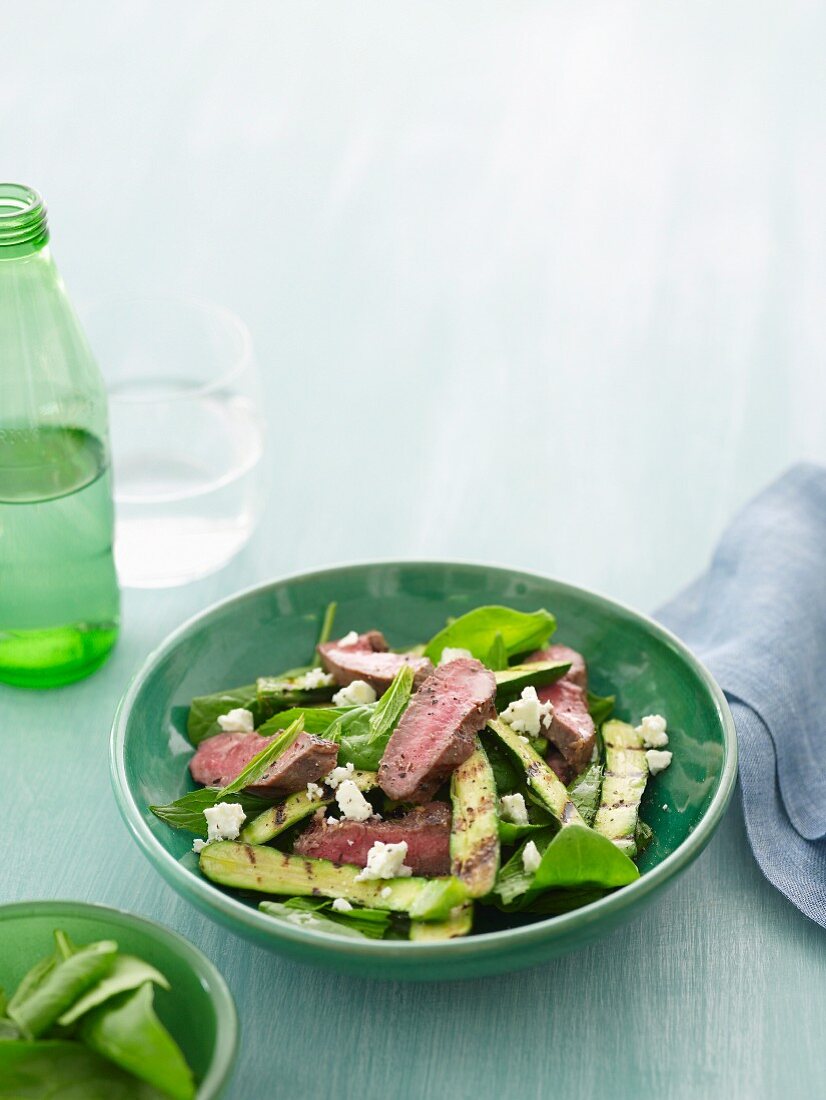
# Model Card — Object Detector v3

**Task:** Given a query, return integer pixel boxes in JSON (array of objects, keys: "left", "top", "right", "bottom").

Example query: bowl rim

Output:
[
  {"left": 0, "top": 898, "right": 238, "bottom": 1097},
  {"left": 110, "top": 558, "right": 738, "bottom": 963}
]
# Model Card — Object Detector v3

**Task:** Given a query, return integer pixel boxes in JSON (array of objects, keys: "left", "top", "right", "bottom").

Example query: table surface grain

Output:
[{"left": 3, "top": 4, "right": 826, "bottom": 1098}]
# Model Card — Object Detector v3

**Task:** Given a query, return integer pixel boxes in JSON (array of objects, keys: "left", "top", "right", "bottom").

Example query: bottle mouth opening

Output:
[{"left": 0, "top": 183, "right": 49, "bottom": 251}]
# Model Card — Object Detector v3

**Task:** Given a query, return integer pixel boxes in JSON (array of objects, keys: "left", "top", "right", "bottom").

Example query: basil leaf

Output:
[
  {"left": 282, "top": 898, "right": 391, "bottom": 939},
  {"left": 315, "top": 601, "right": 337, "bottom": 648},
  {"left": 497, "top": 820, "right": 550, "bottom": 844},
  {"left": 216, "top": 715, "right": 305, "bottom": 799},
  {"left": 424, "top": 606, "right": 555, "bottom": 665},
  {"left": 259, "top": 901, "right": 373, "bottom": 940},
  {"left": 0, "top": 1040, "right": 168, "bottom": 1098},
  {"left": 150, "top": 787, "right": 273, "bottom": 834},
  {"left": 79, "top": 983, "right": 194, "bottom": 1100}
]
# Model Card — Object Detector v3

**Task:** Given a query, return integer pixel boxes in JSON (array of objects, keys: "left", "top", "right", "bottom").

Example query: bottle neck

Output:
[{"left": 0, "top": 184, "right": 49, "bottom": 259}]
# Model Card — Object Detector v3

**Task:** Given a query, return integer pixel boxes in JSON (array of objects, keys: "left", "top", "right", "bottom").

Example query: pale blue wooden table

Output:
[{"left": 3, "top": 3, "right": 826, "bottom": 1097}]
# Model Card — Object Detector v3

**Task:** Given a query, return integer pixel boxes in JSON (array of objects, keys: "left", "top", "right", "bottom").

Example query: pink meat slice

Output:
[
  {"left": 189, "top": 730, "right": 338, "bottom": 797},
  {"left": 538, "top": 677, "right": 595, "bottom": 776},
  {"left": 294, "top": 802, "right": 451, "bottom": 876},
  {"left": 526, "top": 644, "right": 588, "bottom": 690},
  {"left": 318, "top": 630, "right": 433, "bottom": 695},
  {"left": 378, "top": 657, "right": 497, "bottom": 802}
]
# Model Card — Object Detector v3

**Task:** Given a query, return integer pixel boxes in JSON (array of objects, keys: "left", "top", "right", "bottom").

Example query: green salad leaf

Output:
[
  {"left": 588, "top": 691, "right": 615, "bottom": 727},
  {"left": 316, "top": 601, "right": 338, "bottom": 648},
  {"left": 8, "top": 939, "right": 118, "bottom": 1040},
  {"left": 424, "top": 606, "right": 556, "bottom": 665},
  {"left": 567, "top": 761, "right": 604, "bottom": 827},
  {"left": 59, "top": 956, "right": 170, "bottom": 1027},
  {"left": 494, "top": 824, "right": 639, "bottom": 908},
  {"left": 284, "top": 897, "right": 391, "bottom": 938},
  {"left": 257, "top": 705, "right": 353, "bottom": 737},
  {"left": 0, "top": 1040, "right": 169, "bottom": 1099},
  {"left": 186, "top": 684, "right": 259, "bottom": 746},
  {"left": 150, "top": 787, "right": 273, "bottom": 834},
  {"left": 485, "top": 632, "right": 509, "bottom": 671},
  {"left": 215, "top": 715, "right": 305, "bottom": 799},
  {"left": 337, "top": 666, "right": 414, "bottom": 770},
  {"left": 79, "top": 983, "right": 195, "bottom": 1100}
]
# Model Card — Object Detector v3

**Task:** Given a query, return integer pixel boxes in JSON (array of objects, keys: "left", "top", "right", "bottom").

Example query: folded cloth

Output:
[{"left": 656, "top": 463, "right": 826, "bottom": 927}]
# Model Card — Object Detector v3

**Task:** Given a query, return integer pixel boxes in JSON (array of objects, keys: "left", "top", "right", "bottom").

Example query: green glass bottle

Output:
[{"left": 0, "top": 183, "right": 120, "bottom": 687}]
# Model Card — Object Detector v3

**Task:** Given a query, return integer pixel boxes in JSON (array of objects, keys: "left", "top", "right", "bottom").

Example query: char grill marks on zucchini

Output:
[{"left": 593, "top": 720, "right": 648, "bottom": 857}]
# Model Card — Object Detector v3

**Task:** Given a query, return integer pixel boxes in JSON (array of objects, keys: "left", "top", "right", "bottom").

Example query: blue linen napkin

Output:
[{"left": 656, "top": 463, "right": 826, "bottom": 926}]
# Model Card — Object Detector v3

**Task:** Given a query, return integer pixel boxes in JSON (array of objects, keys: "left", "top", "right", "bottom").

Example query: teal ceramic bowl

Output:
[
  {"left": 0, "top": 900, "right": 238, "bottom": 1097},
  {"left": 110, "top": 561, "right": 737, "bottom": 981}
]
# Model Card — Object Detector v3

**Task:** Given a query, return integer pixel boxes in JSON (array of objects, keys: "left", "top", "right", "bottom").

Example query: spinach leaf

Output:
[
  {"left": 8, "top": 940, "right": 118, "bottom": 1040},
  {"left": 150, "top": 787, "right": 273, "bottom": 834},
  {"left": 588, "top": 691, "right": 615, "bottom": 728},
  {"left": 256, "top": 705, "right": 353, "bottom": 737},
  {"left": 216, "top": 716, "right": 305, "bottom": 798},
  {"left": 59, "top": 957, "right": 170, "bottom": 1027},
  {"left": 283, "top": 897, "right": 391, "bottom": 939},
  {"left": 79, "top": 983, "right": 194, "bottom": 1100},
  {"left": 186, "top": 683, "right": 259, "bottom": 746},
  {"left": 259, "top": 901, "right": 375, "bottom": 940},
  {"left": 0, "top": 1040, "right": 168, "bottom": 1099},
  {"left": 424, "top": 606, "right": 555, "bottom": 665},
  {"left": 494, "top": 824, "right": 639, "bottom": 908},
  {"left": 497, "top": 820, "right": 550, "bottom": 845},
  {"left": 485, "top": 632, "right": 509, "bottom": 671},
  {"left": 337, "top": 667, "right": 413, "bottom": 770},
  {"left": 567, "top": 761, "right": 604, "bottom": 826}
]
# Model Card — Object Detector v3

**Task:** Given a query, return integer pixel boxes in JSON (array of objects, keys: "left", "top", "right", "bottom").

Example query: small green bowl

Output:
[
  {"left": 110, "top": 561, "right": 737, "bottom": 981},
  {"left": 0, "top": 900, "right": 238, "bottom": 1097}
]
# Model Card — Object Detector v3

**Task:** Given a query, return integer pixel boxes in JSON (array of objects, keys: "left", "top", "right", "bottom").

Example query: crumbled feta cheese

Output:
[
  {"left": 501, "top": 686, "right": 553, "bottom": 737},
  {"left": 326, "top": 816, "right": 339, "bottom": 826},
  {"left": 338, "top": 630, "right": 360, "bottom": 647},
  {"left": 324, "top": 762, "right": 355, "bottom": 789},
  {"left": 518, "top": 735, "right": 530, "bottom": 744},
  {"left": 335, "top": 779, "right": 373, "bottom": 822},
  {"left": 203, "top": 802, "right": 246, "bottom": 842},
  {"left": 662, "top": 804, "right": 669, "bottom": 811},
  {"left": 306, "top": 781, "right": 324, "bottom": 801},
  {"left": 522, "top": 840, "right": 541, "bottom": 875},
  {"left": 355, "top": 840, "right": 413, "bottom": 880},
  {"left": 295, "top": 667, "right": 335, "bottom": 690},
  {"left": 331, "top": 897, "right": 353, "bottom": 912},
  {"left": 439, "top": 646, "right": 473, "bottom": 665},
  {"left": 332, "top": 679, "right": 377, "bottom": 707},
  {"left": 380, "top": 886, "right": 392, "bottom": 898},
  {"left": 646, "top": 749, "right": 673, "bottom": 775},
  {"left": 216, "top": 707, "right": 255, "bottom": 733},
  {"left": 637, "top": 713, "right": 669, "bottom": 748},
  {"left": 193, "top": 838, "right": 207, "bottom": 854},
  {"left": 500, "top": 793, "right": 529, "bottom": 826}
]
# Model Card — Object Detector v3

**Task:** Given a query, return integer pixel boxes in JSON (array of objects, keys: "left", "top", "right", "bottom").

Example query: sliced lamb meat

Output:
[
  {"left": 546, "top": 747, "right": 574, "bottom": 785},
  {"left": 318, "top": 630, "right": 433, "bottom": 695},
  {"left": 378, "top": 658, "right": 497, "bottom": 802},
  {"left": 294, "top": 802, "right": 451, "bottom": 876},
  {"left": 538, "top": 678, "right": 595, "bottom": 776},
  {"left": 189, "top": 730, "right": 338, "bottom": 797},
  {"left": 526, "top": 644, "right": 588, "bottom": 690}
]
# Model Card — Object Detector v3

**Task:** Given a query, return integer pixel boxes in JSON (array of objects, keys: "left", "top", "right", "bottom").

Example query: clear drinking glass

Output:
[{"left": 85, "top": 296, "right": 264, "bottom": 588}]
